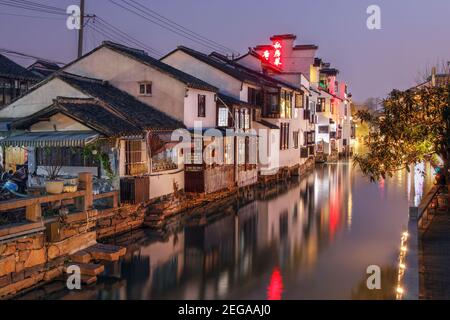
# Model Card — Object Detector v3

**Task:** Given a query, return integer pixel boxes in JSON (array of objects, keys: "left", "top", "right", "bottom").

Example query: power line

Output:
[
  {"left": 0, "top": 11, "right": 65, "bottom": 20},
  {"left": 0, "top": 0, "right": 66, "bottom": 15},
  {"left": 0, "top": 48, "right": 66, "bottom": 65},
  {"left": 108, "top": 0, "right": 236, "bottom": 55},
  {"left": 95, "top": 17, "right": 163, "bottom": 56},
  {"left": 87, "top": 22, "right": 162, "bottom": 58},
  {"left": 126, "top": 0, "right": 239, "bottom": 55}
]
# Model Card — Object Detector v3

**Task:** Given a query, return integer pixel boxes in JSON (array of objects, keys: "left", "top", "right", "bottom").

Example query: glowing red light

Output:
[
  {"left": 267, "top": 267, "right": 283, "bottom": 300},
  {"left": 258, "top": 41, "right": 282, "bottom": 68}
]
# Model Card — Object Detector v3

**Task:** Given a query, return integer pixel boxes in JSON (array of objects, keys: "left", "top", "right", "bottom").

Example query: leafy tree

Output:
[{"left": 354, "top": 85, "right": 450, "bottom": 182}]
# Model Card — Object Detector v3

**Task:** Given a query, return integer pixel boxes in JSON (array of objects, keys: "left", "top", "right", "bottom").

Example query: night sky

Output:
[{"left": 1, "top": 0, "right": 449, "bottom": 102}]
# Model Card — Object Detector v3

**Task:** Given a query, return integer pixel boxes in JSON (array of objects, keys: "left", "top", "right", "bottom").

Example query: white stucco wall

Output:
[
  {"left": 30, "top": 113, "right": 91, "bottom": 132},
  {"left": 0, "top": 78, "right": 88, "bottom": 118},
  {"left": 184, "top": 88, "right": 216, "bottom": 129},
  {"left": 234, "top": 54, "right": 263, "bottom": 72},
  {"left": 65, "top": 47, "right": 187, "bottom": 121},
  {"left": 162, "top": 50, "right": 243, "bottom": 99}
]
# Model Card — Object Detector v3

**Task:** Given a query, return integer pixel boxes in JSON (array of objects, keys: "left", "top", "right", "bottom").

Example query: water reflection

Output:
[{"left": 40, "top": 159, "right": 433, "bottom": 300}]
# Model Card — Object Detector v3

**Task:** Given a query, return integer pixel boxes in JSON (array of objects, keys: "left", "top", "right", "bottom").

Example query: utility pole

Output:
[{"left": 77, "top": 0, "right": 85, "bottom": 58}]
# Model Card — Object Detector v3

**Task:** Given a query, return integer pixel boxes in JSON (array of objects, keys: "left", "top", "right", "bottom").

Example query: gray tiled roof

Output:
[
  {"left": 0, "top": 54, "right": 40, "bottom": 81},
  {"left": 102, "top": 41, "right": 218, "bottom": 92},
  {"left": 58, "top": 72, "right": 184, "bottom": 130}
]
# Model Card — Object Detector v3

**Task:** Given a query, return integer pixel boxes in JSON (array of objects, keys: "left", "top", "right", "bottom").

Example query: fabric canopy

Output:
[{"left": 0, "top": 131, "right": 99, "bottom": 147}]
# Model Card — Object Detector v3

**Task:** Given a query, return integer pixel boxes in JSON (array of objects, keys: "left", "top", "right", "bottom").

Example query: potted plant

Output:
[
  {"left": 40, "top": 147, "right": 65, "bottom": 194},
  {"left": 43, "top": 164, "right": 64, "bottom": 194}
]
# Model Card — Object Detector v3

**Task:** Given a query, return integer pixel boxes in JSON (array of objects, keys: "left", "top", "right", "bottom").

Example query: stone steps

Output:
[
  {"left": 70, "top": 250, "right": 92, "bottom": 264},
  {"left": 84, "top": 243, "right": 126, "bottom": 262},
  {"left": 80, "top": 274, "right": 97, "bottom": 285},
  {"left": 64, "top": 263, "right": 104, "bottom": 277},
  {"left": 69, "top": 243, "right": 127, "bottom": 264}
]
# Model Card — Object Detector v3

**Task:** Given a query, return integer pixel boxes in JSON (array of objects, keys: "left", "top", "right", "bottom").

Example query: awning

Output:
[{"left": 0, "top": 131, "right": 100, "bottom": 147}]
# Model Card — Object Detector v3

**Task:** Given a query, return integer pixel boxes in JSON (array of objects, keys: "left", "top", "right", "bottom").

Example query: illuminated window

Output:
[
  {"left": 316, "top": 98, "right": 326, "bottom": 112},
  {"left": 295, "top": 93, "right": 303, "bottom": 108},
  {"left": 152, "top": 148, "right": 178, "bottom": 172},
  {"left": 125, "top": 140, "right": 147, "bottom": 175},
  {"left": 218, "top": 107, "right": 228, "bottom": 127}
]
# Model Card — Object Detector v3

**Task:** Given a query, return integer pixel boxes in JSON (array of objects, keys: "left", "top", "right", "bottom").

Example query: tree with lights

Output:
[{"left": 354, "top": 84, "right": 450, "bottom": 184}]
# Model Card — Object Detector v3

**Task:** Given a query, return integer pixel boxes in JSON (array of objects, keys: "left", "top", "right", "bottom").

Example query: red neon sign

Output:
[{"left": 259, "top": 41, "right": 282, "bottom": 68}]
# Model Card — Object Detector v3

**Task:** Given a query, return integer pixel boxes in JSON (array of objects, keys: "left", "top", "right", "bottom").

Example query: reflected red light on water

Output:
[
  {"left": 329, "top": 197, "right": 339, "bottom": 238},
  {"left": 267, "top": 267, "right": 283, "bottom": 300}
]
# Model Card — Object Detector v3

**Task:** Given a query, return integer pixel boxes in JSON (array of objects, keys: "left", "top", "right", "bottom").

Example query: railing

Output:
[
  {"left": 416, "top": 185, "right": 443, "bottom": 232},
  {"left": 397, "top": 184, "right": 444, "bottom": 300},
  {"left": 0, "top": 172, "right": 119, "bottom": 223}
]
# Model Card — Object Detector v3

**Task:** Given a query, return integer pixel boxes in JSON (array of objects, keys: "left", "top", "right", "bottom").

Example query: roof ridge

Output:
[
  {"left": 102, "top": 41, "right": 148, "bottom": 56},
  {"left": 57, "top": 72, "right": 108, "bottom": 84}
]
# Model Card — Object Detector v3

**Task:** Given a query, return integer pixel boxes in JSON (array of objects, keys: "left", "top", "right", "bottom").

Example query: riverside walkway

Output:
[{"left": 420, "top": 193, "right": 450, "bottom": 299}]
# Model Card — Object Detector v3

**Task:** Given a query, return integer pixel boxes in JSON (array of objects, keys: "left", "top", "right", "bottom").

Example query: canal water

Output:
[{"left": 28, "top": 158, "right": 434, "bottom": 300}]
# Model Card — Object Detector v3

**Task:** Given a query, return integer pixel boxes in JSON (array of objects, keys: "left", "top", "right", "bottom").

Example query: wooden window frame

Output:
[
  {"left": 125, "top": 140, "right": 147, "bottom": 176},
  {"left": 138, "top": 81, "right": 152, "bottom": 96},
  {"left": 198, "top": 94, "right": 206, "bottom": 118}
]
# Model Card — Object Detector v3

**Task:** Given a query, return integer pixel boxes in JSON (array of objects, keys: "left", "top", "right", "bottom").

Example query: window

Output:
[
  {"left": 152, "top": 148, "right": 178, "bottom": 172},
  {"left": 125, "top": 140, "right": 147, "bottom": 175},
  {"left": 218, "top": 107, "right": 228, "bottom": 127},
  {"left": 318, "top": 125, "right": 329, "bottom": 134},
  {"left": 286, "top": 92, "right": 292, "bottom": 118},
  {"left": 36, "top": 147, "right": 99, "bottom": 167},
  {"left": 269, "top": 93, "right": 279, "bottom": 114},
  {"left": 300, "top": 147, "right": 308, "bottom": 158},
  {"left": 309, "top": 99, "right": 315, "bottom": 111},
  {"left": 305, "top": 131, "right": 315, "bottom": 145},
  {"left": 248, "top": 87, "right": 261, "bottom": 105},
  {"left": 316, "top": 98, "right": 326, "bottom": 112},
  {"left": 293, "top": 131, "right": 299, "bottom": 149},
  {"left": 280, "top": 91, "right": 292, "bottom": 119},
  {"left": 295, "top": 93, "right": 303, "bottom": 108},
  {"left": 198, "top": 94, "right": 206, "bottom": 117},
  {"left": 139, "top": 82, "right": 152, "bottom": 96},
  {"left": 280, "top": 123, "right": 290, "bottom": 150}
]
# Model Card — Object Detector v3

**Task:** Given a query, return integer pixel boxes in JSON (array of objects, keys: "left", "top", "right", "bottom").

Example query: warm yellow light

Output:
[
  {"left": 399, "top": 263, "right": 406, "bottom": 269},
  {"left": 396, "top": 287, "right": 404, "bottom": 294},
  {"left": 401, "top": 246, "right": 407, "bottom": 252},
  {"left": 402, "top": 231, "right": 409, "bottom": 238}
]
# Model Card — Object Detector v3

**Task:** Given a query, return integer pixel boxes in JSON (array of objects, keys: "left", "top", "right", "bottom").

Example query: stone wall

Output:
[
  {"left": 0, "top": 233, "right": 62, "bottom": 298},
  {"left": 96, "top": 204, "right": 145, "bottom": 239},
  {"left": 0, "top": 204, "right": 145, "bottom": 299}
]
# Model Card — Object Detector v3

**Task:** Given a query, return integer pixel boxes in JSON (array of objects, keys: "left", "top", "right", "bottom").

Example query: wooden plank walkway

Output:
[{"left": 420, "top": 208, "right": 450, "bottom": 299}]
